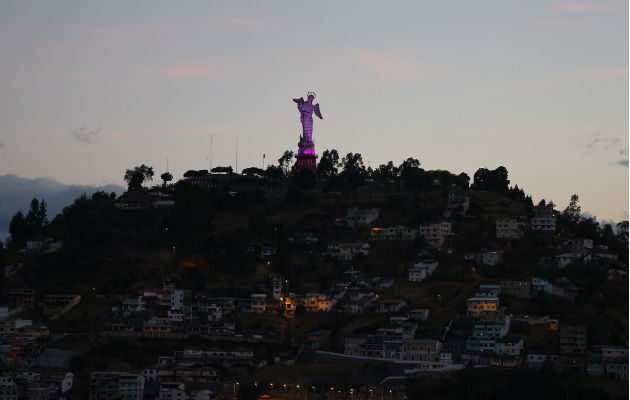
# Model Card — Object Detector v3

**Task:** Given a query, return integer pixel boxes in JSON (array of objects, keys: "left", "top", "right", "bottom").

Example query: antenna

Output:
[
  {"left": 166, "top": 158, "right": 169, "bottom": 172},
  {"left": 210, "top": 134, "right": 213, "bottom": 171},
  {"left": 235, "top": 133, "right": 238, "bottom": 174}
]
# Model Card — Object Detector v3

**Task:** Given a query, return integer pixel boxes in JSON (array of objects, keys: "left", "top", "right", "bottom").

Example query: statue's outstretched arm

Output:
[{"left": 293, "top": 97, "right": 305, "bottom": 105}]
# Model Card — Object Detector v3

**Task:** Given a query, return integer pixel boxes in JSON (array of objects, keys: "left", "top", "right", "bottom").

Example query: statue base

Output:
[{"left": 296, "top": 138, "right": 317, "bottom": 174}]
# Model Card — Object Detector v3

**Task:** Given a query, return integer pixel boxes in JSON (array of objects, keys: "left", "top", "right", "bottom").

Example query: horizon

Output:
[{"left": 0, "top": 0, "right": 628, "bottom": 224}]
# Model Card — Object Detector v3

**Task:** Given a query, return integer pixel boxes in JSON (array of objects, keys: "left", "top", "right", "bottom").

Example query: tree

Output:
[
  {"left": 316, "top": 149, "right": 340, "bottom": 180},
  {"left": 211, "top": 166, "right": 233, "bottom": 174},
  {"left": 341, "top": 152, "right": 367, "bottom": 189},
  {"left": 9, "top": 211, "right": 28, "bottom": 247},
  {"left": 124, "top": 164, "right": 154, "bottom": 190},
  {"left": 278, "top": 150, "right": 295, "bottom": 176},
  {"left": 372, "top": 161, "right": 398, "bottom": 183},
  {"left": 471, "top": 166, "right": 510, "bottom": 192},
  {"left": 563, "top": 194, "right": 581, "bottom": 224},
  {"left": 292, "top": 167, "right": 316, "bottom": 189},
  {"left": 263, "top": 165, "right": 284, "bottom": 180},
  {"left": 242, "top": 167, "right": 265, "bottom": 178},
  {"left": 160, "top": 172, "right": 173, "bottom": 187}
]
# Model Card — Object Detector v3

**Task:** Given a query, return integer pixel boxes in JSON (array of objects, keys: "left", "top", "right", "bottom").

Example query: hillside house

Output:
[
  {"left": 555, "top": 252, "right": 591, "bottom": 269},
  {"left": 326, "top": 242, "right": 371, "bottom": 261},
  {"left": 466, "top": 297, "right": 499, "bottom": 316},
  {"left": 378, "top": 299, "right": 407, "bottom": 313},
  {"left": 370, "top": 226, "right": 404, "bottom": 241},
  {"left": 496, "top": 217, "right": 526, "bottom": 239},
  {"left": 250, "top": 294, "right": 266, "bottom": 314},
  {"left": 465, "top": 249, "right": 503, "bottom": 266},
  {"left": 443, "top": 192, "right": 470, "bottom": 218},
  {"left": 500, "top": 280, "right": 531, "bottom": 298},
  {"left": 409, "top": 308, "right": 430, "bottom": 322},
  {"left": 408, "top": 260, "right": 439, "bottom": 282},
  {"left": 560, "top": 325, "right": 587, "bottom": 355},
  {"left": 418, "top": 221, "right": 452, "bottom": 247},
  {"left": 402, "top": 339, "right": 442, "bottom": 361},
  {"left": 531, "top": 203, "right": 555, "bottom": 232},
  {"left": 473, "top": 313, "right": 511, "bottom": 339},
  {"left": 345, "top": 207, "right": 380, "bottom": 228},
  {"left": 531, "top": 277, "right": 550, "bottom": 293}
]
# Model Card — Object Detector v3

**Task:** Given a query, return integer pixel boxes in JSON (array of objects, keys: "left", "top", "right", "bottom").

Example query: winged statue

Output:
[{"left": 293, "top": 92, "right": 322, "bottom": 142}]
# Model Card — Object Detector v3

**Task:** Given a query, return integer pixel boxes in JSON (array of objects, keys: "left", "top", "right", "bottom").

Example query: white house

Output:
[
  {"left": 408, "top": 260, "right": 439, "bottom": 282},
  {"left": 555, "top": 252, "right": 591, "bottom": 269}
]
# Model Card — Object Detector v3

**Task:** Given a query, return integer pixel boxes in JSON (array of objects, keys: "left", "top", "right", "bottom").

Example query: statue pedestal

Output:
[{"left": 295, "top": 137, "right": 317, "bottom": 173}]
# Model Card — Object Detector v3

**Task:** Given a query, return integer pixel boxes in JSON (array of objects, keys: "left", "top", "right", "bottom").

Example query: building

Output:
[
  {"left": 559, "top": 325, "right": 587, "bottom": 355},
  {"left": 496, "top": 217, "right": 526, "bottom": 239},
  {"left": 401, "top": 339, "right": 441, "bottom": 361},
  {"left": 531, "top": 277, "right": 550, "bottom": 293},
  {"left": 500, "top": 280, "right": 531, "bottom": 298},
  {"left": 555, "top": 252, "right": 591, "bottom": 269},
  {"left": 443, "top": 192, "right": 470, "bottom": 218},
  {"left": 326, "top": 242, "right": 370, "bottom": 261},
  {"left": 250, "top": 294, "right": 266, "bottom": 314},
  {"left": 569, "top": 238, "right": 594, "bottom": 252},
  {"left": 370, "top": 227, "right": 404, "bottom": 241},
  {"left": 409, "top": 308, "right": 430, "bottom": 322},
  {"left": 466, "top": 297, "right": 499, "bottom": 317},
  {"left": 90, "top": 372, "right": 145, "bottom": 400},
  {"left": 418, "top": 221, "right": 452, "bottom": 247},
  {"left": 345, "top": 207, "right": 380, "bottom": 228},
  {"left": 9, "top": 289, "right": 36, "bottom": 310},
  {"left": 465, "top": 249, "right": 503, "bottom": 266},
  {"left": 378, "top": 299, "right": 407, "bottom": 313},
  {"left": 472, "top": 313, "right": 510, "bottom": 339},
  {"left": 531, "top": 203, "right": 555, "bottom": 232},
  {"left": 408, "top": 260, "right": 439, "bottom": 282},
  {"left": 495, "top": 338, "right": 524, "bottom": 356},
  {"left": 270, "top": 274, "right": 284, "bottom": 301},
  {"left": 548, "top": 279, "right": 580, "bottom": 302}
]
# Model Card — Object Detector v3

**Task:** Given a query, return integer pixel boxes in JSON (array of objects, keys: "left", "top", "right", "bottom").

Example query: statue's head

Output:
[{"left": 307, "top": 92, "right": 316, "bottom": 102}]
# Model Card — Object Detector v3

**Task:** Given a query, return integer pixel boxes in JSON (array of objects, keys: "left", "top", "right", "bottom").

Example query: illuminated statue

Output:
[
  {"left": 292, "top": 92, "right": 322, "bottom": 172},
  {"left": 293, "top": 92, "right": 323, "bottom": 142}
]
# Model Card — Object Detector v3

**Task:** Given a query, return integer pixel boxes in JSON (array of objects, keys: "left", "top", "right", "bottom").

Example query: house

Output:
[
  {"left": 250, "top": 294, "right": 266, "bottom": 314},
  {"left": 495, "top": 338, "right": 524, "bottom": 356},
  {"left": 555, "top": 252, "right": 591, "bottom": 269},
  {"left": 526, "top": 354, "right": 561, "bottom": 370},
  {"left": 9, "top": 289, "right": 36, "bottom": 310},
  {"left": 378, "top": 299, "right": 407, "bottom": 313},
  {"left": 605, "top": 356, "right": 629, "bottom": 380},
  {"left": 466, "top": 297, "right": 499, "bottom": 317},
  {"left": 531, "top": 203, "right": 555, "bottom": 232},
  {"left": 593, "top": 248, "right": 619, "bottom": 261},
  {"left": 90, "top": 372, "right": 145, "bottom": 400},
  {"left": 465, "top": 249, "right": 503, "bottom": 266},
  {"left": 304, "top": 293, "right": 335, "bottom": 312},
  {"left": 443, "top": 192, "right": 470, "bottom": 218},
  {"left": 408, "top": 260, "right": 439, "bottom": 282},
  {"left": 402, "top": 228, "right": 419, "bottom": 241},
  {"left": 472, "top": 312, "right": 510, "bottom": 339},
  {"left": 409, "top": 308, "right": 430, "bottom": 322},
  {"left": 547, "top": 279, "right": 579, "bottom": 302},
  {"left": 496, "top": 217, "right": 526, "bottom": 239},
  {"left": 401, "top": 339, "right": 441, "bottom": 361},
  {"left": 259, "top": 245, "right": 277, "bottom": 260},
  {"left": 370, "top": 226, "right": 404, "bottom": 241},
  {"left": 345, "top": 207, "right": 380, "bottom": 228},
  {"left": 500, "top": 280, "right": 530, "bottom": 298},
  {"left": 270, "top": 274, "right": 284, "bottom": 301},
  {"left": 560, "top": 325, "right": 587, "bottom": 355},
  {"left": 326, "top": 242, "right": 370, "bottom": 261},
  {"left": 531, "top": 277, "right": 550, "bottom": 293},
  {"left": 115, "top": 190, "right": 164, "bottom": 210},
  {"left": 143, "top": 317, "right": 171, "bottom": 334},
  {"left": 476, "top": 284, "right": 501, "bottom": 297},
  {"left": 569, "top": 238, "right": 594, "bottom": 252},
  {"left": 418, "top": 222, "right": 452, "bottom": 247},
  {"left": 345, "top": 295, "right": 377, "bottom": 313}
]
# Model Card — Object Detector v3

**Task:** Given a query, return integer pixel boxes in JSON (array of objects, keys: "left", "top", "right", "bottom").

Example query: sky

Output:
[{"left": 0, "top": 0, "right": 628, "bottom": 224}]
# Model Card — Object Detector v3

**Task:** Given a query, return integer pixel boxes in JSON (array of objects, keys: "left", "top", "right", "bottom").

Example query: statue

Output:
[
  {"left": 292, "top": 92, "right": 322, "bottom": 172},
  {"left": 293, "top": 92, "right": 323, "bottom": 142}
]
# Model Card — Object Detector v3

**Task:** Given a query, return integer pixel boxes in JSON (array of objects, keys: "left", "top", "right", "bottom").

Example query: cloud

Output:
[
  {"left": 345, "top": 50, "right": 445, "bottom": 83},
  {"left": 551, "top": 2, "right": 627, "bottom": 13},
  {"left": 585, "top": 132, "right": 622, "bottom": 152},
  {"left": 0, "top": 174, "right": 124, "bottom": 241},
  {"left": 70, "top": 127, "right": 100, "bottom": 144},
  {"left": 610, "top": 159, "right": 629, "bottom": 167},
  {"left": 580, "top": 68, "right": 628, "bottom": 81}
]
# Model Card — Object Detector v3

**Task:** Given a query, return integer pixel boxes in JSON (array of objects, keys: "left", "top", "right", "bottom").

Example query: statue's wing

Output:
[
  {"left": 293, "top": 97, "right": 305, "bottom": 105},
  {"left": 314, "top": 104, "right": 323, "bottom": 119}
]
